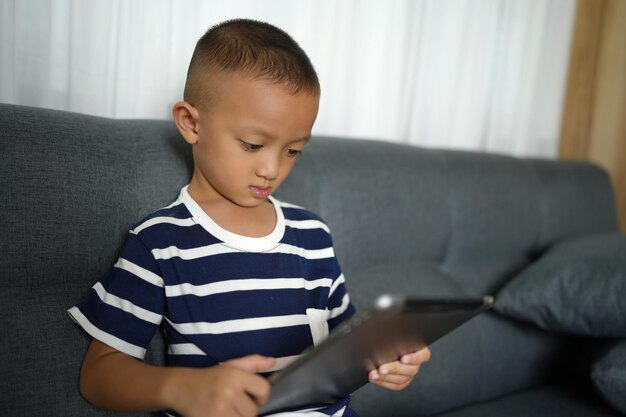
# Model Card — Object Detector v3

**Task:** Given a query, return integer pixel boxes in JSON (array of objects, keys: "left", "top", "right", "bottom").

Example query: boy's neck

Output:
[{"left": 187, "top": 184, "right": 278, "bottom": 238}]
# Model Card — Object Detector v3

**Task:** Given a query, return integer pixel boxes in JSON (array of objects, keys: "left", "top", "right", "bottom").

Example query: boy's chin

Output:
[{"left": 227, "top": 196, "right": 272, "bottom": 209}]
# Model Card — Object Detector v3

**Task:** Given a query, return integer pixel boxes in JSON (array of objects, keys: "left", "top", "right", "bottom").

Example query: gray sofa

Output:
[{"left": 1, "top": 103, "right": 625, "bottom": 416}]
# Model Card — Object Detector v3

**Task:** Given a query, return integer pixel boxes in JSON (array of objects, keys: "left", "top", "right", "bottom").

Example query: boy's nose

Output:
[{"left": 255, "top": 154, "right": 280, "bottom": 181}]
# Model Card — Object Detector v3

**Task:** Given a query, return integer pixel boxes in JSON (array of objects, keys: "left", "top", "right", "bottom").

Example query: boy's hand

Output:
[
  {"left": 168, "top": 354, "right": 275, "bottom": 417},
  {"left": 368, "top": 347, "right": 431, "bottom": 391}
]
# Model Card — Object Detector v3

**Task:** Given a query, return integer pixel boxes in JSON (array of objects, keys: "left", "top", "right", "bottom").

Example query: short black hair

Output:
[{"left": 183, "top": 18, "right": 320, "bottom": 105}]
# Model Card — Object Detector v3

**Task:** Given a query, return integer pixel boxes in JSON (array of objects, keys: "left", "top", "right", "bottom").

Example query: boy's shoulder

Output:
[
  {"left": 129, "top": 195, "right": 192, "bottom": 234},
  {"left": 272, "top": 197, "right": 332, "bottom": 233},
  {"left": 273, "top": 198, "right": 322, "bottom": 220}
]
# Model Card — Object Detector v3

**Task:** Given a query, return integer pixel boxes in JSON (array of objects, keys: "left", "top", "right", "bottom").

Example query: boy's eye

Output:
[
  {"left": 240, "top": 141, "right": 263, "bottom": 152},
  {"left": 287, "top": 149, "right": 303, "bottom": 158}
]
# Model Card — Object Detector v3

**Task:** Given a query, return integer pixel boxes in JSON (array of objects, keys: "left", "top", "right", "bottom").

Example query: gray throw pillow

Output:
[
  {"left": 591, "top": 340, "right": 626, "bottom": 415},
  {"left": 494, "top": 234, "right": 626, "bottom": 337}
]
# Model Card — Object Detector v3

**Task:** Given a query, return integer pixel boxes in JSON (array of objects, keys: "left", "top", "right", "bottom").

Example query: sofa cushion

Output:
[
  {"left": 432, "top": 380, "right": 621, "bottom": 417},
  {"left": 591, "top": 340, "right": 626, "bottom": 415},
  {"left": 494, "top": 234, "right": 626, "bottom": 337}
]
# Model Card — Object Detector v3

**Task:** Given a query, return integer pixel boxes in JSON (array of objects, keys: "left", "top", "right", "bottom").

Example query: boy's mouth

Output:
[{"left": 250, "top": 185, "right": 272, "bottom": 199}]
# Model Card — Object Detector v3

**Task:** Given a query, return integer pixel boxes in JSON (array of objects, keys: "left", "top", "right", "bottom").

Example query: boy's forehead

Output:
[
  {"left": 195, "top": 70, "right": 319, "bottom": 135},
  {"left": 199, "top": 70, "right": 320, "bottom": 109}
]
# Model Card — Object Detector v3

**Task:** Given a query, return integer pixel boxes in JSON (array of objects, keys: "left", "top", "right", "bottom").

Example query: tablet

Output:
[{"left": 259, "top": 294, "right": 494, "bottom": 415}]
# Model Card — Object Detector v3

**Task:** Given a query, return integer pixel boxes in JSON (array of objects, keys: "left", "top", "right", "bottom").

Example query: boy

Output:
[{"left": 68, "top": 19, "right": 430, "bottom": 417}]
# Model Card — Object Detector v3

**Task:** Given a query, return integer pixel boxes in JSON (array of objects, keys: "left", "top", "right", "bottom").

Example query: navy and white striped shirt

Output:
[{"left": 69, "top": 186, "right": 356, "bottom": 416}]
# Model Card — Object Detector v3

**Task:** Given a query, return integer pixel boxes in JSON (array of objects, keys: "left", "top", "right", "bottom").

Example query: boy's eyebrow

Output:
[
  {"left": 241, "top": 126, "right": 311, "bottom": 144},
  {"left": 295, "top": 136, "right": 311, "bottom": 144},
  {"left": 282, "top": 135, "right": 310, "bottom": 146}
]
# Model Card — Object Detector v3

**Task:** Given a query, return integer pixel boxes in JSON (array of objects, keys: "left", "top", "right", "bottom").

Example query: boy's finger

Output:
[
  {"left": 377, "top": 361, "right": 421, "bottom": 378},
  {"left": 371, "top": 373, "right": 412, "bottom": 385},
  {"left": 226, "top": 354, "right": 276, "bottom": 373},
  {"left": 239, "top": 372, "right": 272, "bottom": 405},
  {"left": 370, "top": 374, "right": 413, "bottom": 391},
  {"left": 233, "top": 391, "right": 261, "bottom": 417},
  {"left": 401, "top": 347, "right": 432, "bottom": 364}
]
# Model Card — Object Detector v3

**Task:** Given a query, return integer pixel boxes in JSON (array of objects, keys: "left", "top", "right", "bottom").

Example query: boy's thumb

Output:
[{"left": 226, "top": 354, "right": 276, "bottom": 373}]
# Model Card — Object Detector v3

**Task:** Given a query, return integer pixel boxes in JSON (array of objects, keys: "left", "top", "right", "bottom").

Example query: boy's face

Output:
[{"left": 185, "top": 72, "right": 319, "bottom": 208}]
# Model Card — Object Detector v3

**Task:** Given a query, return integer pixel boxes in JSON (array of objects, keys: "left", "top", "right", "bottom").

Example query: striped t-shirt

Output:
[{"left": 68, "top": 186, "right": 356, "bottom": 416}]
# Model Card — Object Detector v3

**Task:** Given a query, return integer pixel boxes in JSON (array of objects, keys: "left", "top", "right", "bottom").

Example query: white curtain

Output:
[{"left": 0, "top": 0, "right": 577, "bottom": 158}]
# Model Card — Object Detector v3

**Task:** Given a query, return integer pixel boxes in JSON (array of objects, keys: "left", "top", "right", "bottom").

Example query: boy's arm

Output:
[{"left": 80, "top": 339, "right": 275, "bottom": 417}]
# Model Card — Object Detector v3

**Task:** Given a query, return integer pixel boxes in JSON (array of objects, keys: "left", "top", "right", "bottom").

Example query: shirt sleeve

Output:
[{"left": 67, "top": 232, "right": 165, "bottom": 359}]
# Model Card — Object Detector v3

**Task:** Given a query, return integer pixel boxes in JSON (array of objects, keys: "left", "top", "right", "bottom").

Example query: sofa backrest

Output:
[
  {"left": 277, "top": 138, "right": 618, "bottom": 298},
  {"left": 1, "top": 104, "right": 189, "bottom": 416},
  {"left": 0, "top": 104, "right": 618, "bottom": 416}
]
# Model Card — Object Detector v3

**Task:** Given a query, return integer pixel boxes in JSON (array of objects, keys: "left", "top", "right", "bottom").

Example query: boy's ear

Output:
[{"left": 172, "top": 101, "right": 200, "bottom": 144}]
